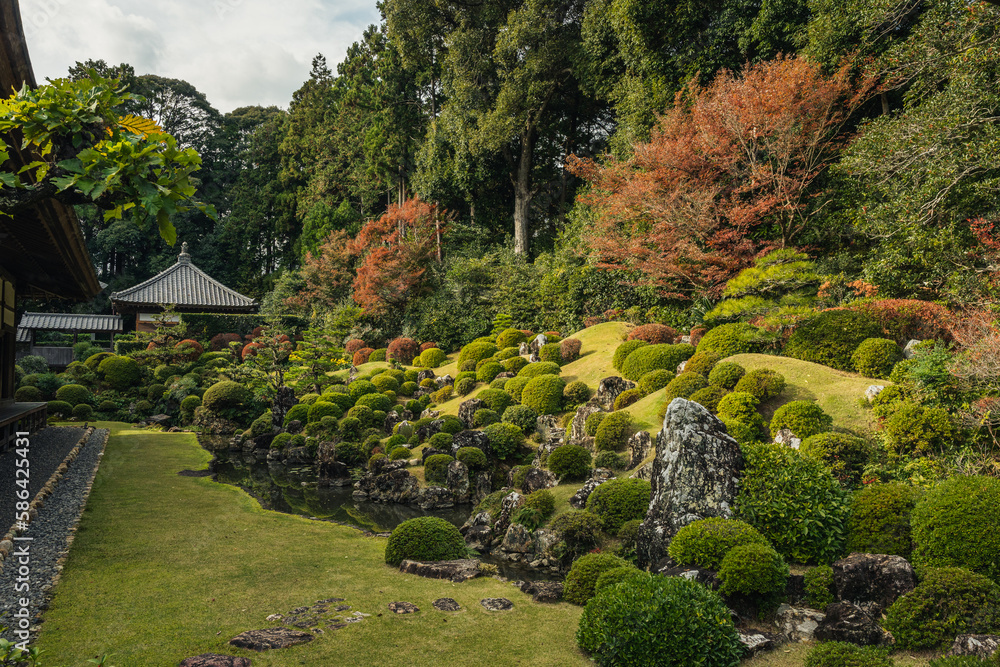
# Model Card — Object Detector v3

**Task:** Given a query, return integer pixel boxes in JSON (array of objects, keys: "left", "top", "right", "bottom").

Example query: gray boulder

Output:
[
  {"left": 903, "top": 339, "right": 922, "bottom": 359},
  {"left": 494, "top": 491, "right": 524, "bottom": 536},
  {"left": 458, "top": 399, "right": 486, "bottom": 428},
  {"left": 446, "top": 460, "right": 470, "bottom": 503},
  {"left": 398, "top": 559, "right": 480, "bottom": 582},
  {"left": 528, "top": 334, "right": 548, "bottom": 355},
  {"left": 453, "top": 429, "right": 491, "bottom": 457},
  {"left": 814, "top": 602, "right": 892, "bottom": 646},
  {"left": 180, "top": 655, "right": 252, "bottom": 667},
  {"left": 865, "top": 385, "right": 886, "bottom": 402},
  {"left": 568, "top": 399, "right": 602, "bottom": 449},
  {"left": 775, "top": 604, "right": 826, "bottom": 642},
  {"left": 229, "top": 628, "right": 313, "bottom": 651},
  {"left": 627, "top": 430, "right": 651, "bottom": 468},
  {"left": 569, "top": 469, "right": 614, "bottom": 509},
  {"left": 521, "top": 467, "right": 557, "bottom": 494},
  {"left": 948, "top": 635, "right": 1000, "bottom": 659},
  {"left": 832, "top": 553, "right": 916, "bottom": 616},
  {"left": 595, "top": 376, "right": 636, "bottom": 411},
  {"left": 773, "top": 428, "right": 801, "bottom": 449},
  {"left": 416, "top": 419, "right": 444, "bottom": 442},
  {"left": 500, "top": 523, "right": 535, "bottom": 553}
]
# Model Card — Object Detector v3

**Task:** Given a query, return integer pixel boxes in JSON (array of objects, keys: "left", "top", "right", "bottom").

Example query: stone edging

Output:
[{"left": 0, "top": 427, "right": 100, "bottom": 571}]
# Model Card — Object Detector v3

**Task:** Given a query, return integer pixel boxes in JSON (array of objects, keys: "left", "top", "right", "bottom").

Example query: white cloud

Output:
[{"left": 19, "top": 0, "right": 381, "bottom": 112}]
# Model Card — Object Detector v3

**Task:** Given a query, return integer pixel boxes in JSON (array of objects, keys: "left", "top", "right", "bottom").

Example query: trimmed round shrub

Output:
[
  {"left": 503, "top": 355, "right": 529, "bottom": 374},
  {"left": 503, "top": 375, "right": 531, "bottom": 403},
  {"left": 493, "top": 347, "right": 519, "bottom": 362},
  {"left": 627, "top": 323, "right": 677, "bottom": 344},
  {"left": 388, "top": 446, "right": 411, "bottom": 461},
  {"left": 203, "top": 380, "right": 252, "bottom": 413},
  {"left": 547, "top": 445, "right": 592, "bottom": 480},
  {"left": 563, "top": 380, "right": 591, "bottom": 405},
  {"left": 564, "top": 552, "right": 631, "bottom": 605},
  {"left": 14, "top": 386, "right": 43, "bottom": 402},
  {"left": 550, "top": 510, "right": 603, "bottom": 556},
  {"left": 473, "top": 408, "right": 500, "bottom": 427},
  {"left": 736, "top": 442, "right": 850, "bottom": 564},
  {"left": 663, "top": 372, "right": 708, "bottom": 402},
  {"left": 577, "top": 574, "right": 743, "bottom": 667},
  {"left": 804, "top": 564, "right": 835, "bottom": 610},
  {"left": 584, "top": 412, "right": 607, "bottom": 437},
  {"left": 717, "top": 543, "right": 789, "bottom": 605},
  {"left": 453, "top": 377, "right": 475, "bottom": 396},
  {"left": 440, "top": 415, "right": 464, "bottom": 434},
  {"left": 284, "top": 403, "right": 310, "bottom": 425},
  {"left": 370, "top": 373, "right": 400, "bottom": 394},
  {"left": 871, "top": 384, "right": 907, "bottom": 418},
  {"left": 696, "top": 322, "right": 761, "bottom": 357},
  {"left": 502, "top": 404, "right": 538, "bottom": 434},
  {"left": 524, "top": 489, "right": 556, "bottom": 519},
  {"left": 489, "top": 377, "right": 508, "bottom": 390},
  {"left": 668, "top": 517, "right": 770, "bottom": 569},
  {"left": 734, "top": 369, "right": 786, "bottom": 401},
  {"left": 911, "top": 475, "right": 1000, "bottom": 582},
  {"left": 146, "top": 383, "right": 166, "bottom": 403},
  {"left": 428, "top": 432, "right": 454, "bottom": 452},
  {"left": 801, "top": 432, "right": 869, "bottom": 487},
  {"left": 521, "top": 374, "right": 565, "bottom": 415},
  {"left": 638, "top": 369, "right": 674, "bottom": 395},
  {"left": 884, "top": 402, "right": 955, "bottom": 456},
  {"left": 348, "top": 380, "right": 379, "bottom": 401},
  {"left": 352, "top": 348, "right": 374, "bottom": 365},
  {"left": 483, "top": 422, "right": 524, "bottom": 460},
  {"left": 83, "top": 352, "right": 113, "bottom": 371},
  {"left": 852, "top": 337, "right": 904, "bottom": 379},
  {"left": 430, "top": 385, "right": 453, "bottom": 403},
  {"left": 72, "top": 403, "right": 94, "bottom": 420},
  {"left": 336, "top": 442, "right": 365, "bottom": 466},
  {"left": 685, "top": 350, "right": 721, "bottom": 377},
  {"left": 560, "top": 338, "right": 582, "bottom": 363},
  {"left": 708, "top": 362, "right": 745, "bottom": 389},
  {"left": 97, "top": 355, "right": 141, "bottom": 390},
  {"left": 384, "top": 516, "right": 466, "bottom": 566},
  {"left": 458, "top": 341, "right": 498, "bottom": 368},
  {"left": 585, "top": 478, "right": 652, "bottom": 532},
  {"left": 612, "top": 340, "right": 648, "bottom": 372},
  {"left": 476, "top": 361, "right": 503, "bottom": 383},
  {"left": 249, "top": 413, "right": 273, "bottom": 437},
  {"left": 98, "top": 399, "right": 118, "bottom": 413},
  {"left": 339, "top": 416, "right": 363, "bottom": 440},
  {"left": 593, "top": 566, "right": 648, "bottom": 595},
  {"left": 346, "top": 404, "right": 374, "bottom": 427},
  {"left": 417, "top": 347, "right": 447, "bottom": 368},
  {"left": 716, "top": 391, "right": 762, "bottom": 425},
  {"left": 308, "top": 401, "right": 343, "bottom": 423},
  {"left": 621, "top": 344, "right": 695, "bottom": 382},
  {"left": 477, "top": 388, "right": 513, "bottom": 414},
  {"left": 518, "top": 361, "right": 561, "bottom": 378},
  {"left": 688, "top": 386, "right": 728, "bottom": 413},
  {"left": 612, "top": 388, "right": 643, "bottom": 410},
  {"left": 884, "top": 566, "right": 1000, "bottom": 649},
  {"left": 345, "top": 339, "right": 367, "bottom": 355},
  {"left": 47, "top": 400, "right": 73, "bottom": 417},
  {"left": 720, "top": 416, "right": 755, "bottom": 443},
  {"left": 769, "top": 400, "right": 833, "bottom": 439},
  {"left": 539, "top": 343, "right": 563, "bottom": 364},
  {"left": 271, "top": 433, "right": 293, "bottom": 450},
  {"left": 456, "top": 446, "right": 487, "bottom": 470},
  {"left": 387, "top": 337, "right": 419, "bottom": 365},
  {"left": 496, "top": 328, "right": 527, "bottom": 349},
  {"left": 847, "top": 482, "right": 922, "bottom": 558},
  {"left": 154, "top": 363, "right": 179, "bottom": 383},
  {"left": 594, "top": 451, "right": 629, "bottom": 471},
  {"left": 368, "top": 452, "right": 387, "bottom": 469},
  {"left": 424, "top": 453, "right": 455, "bottom": 485},
  {"left": 784, "top": 310, "right": 883, "bottom": 371},
  {"left": 355, "top": 392, "right": 393, "bottom": 413},
  {"left": 803, "top": 642, "right": 893, "bottom": 667},
  {"left": 594, "top": 411, "right": 633, "bottom": 452}
]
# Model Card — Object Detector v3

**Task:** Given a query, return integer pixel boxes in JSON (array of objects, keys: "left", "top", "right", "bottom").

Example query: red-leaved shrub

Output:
[
  {"left": 690, "top": 327, "right": 708, "bottom": 348},
  {"left": 345, "top": 339, "right": 367, "bottom": 355},
  {"left": 627, "top": 323, "right": 678, "bottom": 345},
  {"left": 353, "top": 347, "right": 374, "bottom": 365},
  {"left": 210, "top": 333, "right": 242, "bottom": 352},
  {"left": 241, "top": 342, "right": 262, "bottom": 361},
  {"left": 850, "top": 300, "right": 954, "bottom": 344},
  {"left": 174, "top": 339, "right": 204, "bottom": 361},
  {"left": 561, "top": 338, "right": 583, "bottom": 363},
  {"left": 420, "top": 341, "right": 439, "bottom": 353},
  {"left": 387, "top": 337, "right": 419, "bottom": 365}
]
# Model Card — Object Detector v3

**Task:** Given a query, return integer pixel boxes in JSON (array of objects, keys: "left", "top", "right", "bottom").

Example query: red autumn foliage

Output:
[
  {"left": 345, "top": 339, "right": 367, "bottom": 354},
  {"left": 353, "top": 347, "right": 374, "bottom": 366},
  {"left": 387, "top": 337, "right": 420, "bottom": 365},
  {"left": 849, "top": 299, "right": 955, "bottom": 343},
  {"left": 949, "top": 312, "right": 1000, "bottom": 386},
  {"left": 570, "top": 56, "right": 864, "bottom": 298},
  {"left": 627, "top": 323, "right": 678, "bottom": 345},
  {"left": 241, "top": 342, "right": 262, "bottom": 361},
  {"left": 210, "top": 333, "right": 242, "bottom": 352},
  {"left": 419, "top": 342, "right": 439, "bottom": 353},
  {"left": 560, "top": 338, "right": 582, "bottom": 362},
  {"left": 174, "top": 339, "right": 204, "bottom": 361},
  {"left": 689, "top": 327, "right": 708, "bottom": 348},
  {"left": 285, "top": 228, "right": 354, "bottom": 314}
]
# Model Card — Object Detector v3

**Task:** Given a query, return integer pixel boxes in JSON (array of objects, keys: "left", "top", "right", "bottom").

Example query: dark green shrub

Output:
[
  {"left": 431, "top": 385, "right": 453, "bottom": 403},
  {"left": 593, "top": 566, "right": 648, "bottom": 595},
  {"left": 320, "top": 391, "right": 353, "bottom": 411},
  {"left": 367, "top": 348, "right": 387, "bottom": 362},
  {"left": 928, "top": 658, "right": 1000, "bottom": 667},
  {"left": 146, "top": 383, "right": 167, "bottom": 403},
  {"left": 708, "top": 362, "right": 746, "bottom": 389},
  {"left": 98, "top": 399, "right": 118, "bottom": 413},
  {"left": 399, "top": 380, "right": 418, "bottom": 396},
  {"left": 667, "top": 517, "right": 770, "bottom": 569},
  {"left": 524, "top": 489, "right": 556, "bottom": 519},
  {"left": 594, "top": 451, "right": 629, "bottom": 471},
  {"left": 97, "top": 355, "right": 141, "bottom": 390},
  {"left": 287, "top": 434, "right": 306, "bottom": 448},
  {"left": 615, "top": 519, "right": 642, "bottom": 562},
  {"left": 785, "top": 310, "right": 883, "bottom": 371},
  {"left": 476, "top": 361, "right": 503, "bottom": 383},
  {"left": 801, "top": 433, "right": 869, "bottom": 487},
  {"left": 249, "top": 413, "right": 273, "bottom": 437},
  {"left": 454, "top": 377, "right": 476, "bottom": 396},
  {"left": 284, "top": 403, "right": 310, "bottom": 425},
  {"left": 271, "top": 433, "right": 293, "bottom": 450},
  {"left": 521, "top": 374, "right": 566, "bottom": 415},
  {"left": 911, "top": 475, "right": 1000, "bottom": 581},
  {"left": 389, "top": 446, "right": 411, "bottom": 461},
  {"left": 884, "top": 567, "right": 1000, "bottom": 649},
  {"left": 309, "top": 401, "right": 343, "bottom": 423},
  {"left": 663, "top": 372, "right": 708, "bottom": 402},
  {"left": 424, "top": 453, "right": 455, "bottom": 485},
  {"left": 871, "top": 384, "right": 907, "bottom": 418},
  {"left": 720, "top": 418, "right": 762, "bottom": 445},
  {"left": 14, "top": 386, "right": 43, "bottom": 402},
  {"left": 585, "top": 411, "right": 607, "bottom": 436},
  {"left": 696, "top": 322, "right": 762, "bottom": 357},
  {"left": 134, "top": 399, "right": 153, "bottom": 415},
  {"left": 72, "top": 403, "right": 94, "bottom": 420},
  {"left": 685, "top": 350, "right": 721, "bottom": 376},
  {"left": 585, "top": 478, "right": 652, "bottom": 532},
  {"left": 417, "top": 348, "right": 447, "bottom": 368},
  {"left": 770, "top": 400, "right": 833, "bottom": 439},
  {"left": 734, "top": 369, "right": 786, "bottom": 401},
  {"left": 490, "top": 377, "right": 508, "bottom": 390},
  {"left": 477, "top": 388, "right": 513, "bottom": 415},
  {"left": 518, "top": 361, "right": 561, "bottom": 378},
  {"left": 503, "top": 356, "right": 529, "bottom": 374},
  {"left": 180, "top": 395, "right": 201, "bottom": 421},
  {"left": 456, "top": 446, "right": 487, "bottom": 470},
  {"left": 594, "top": 411, "right": 632, "bottom": 452},
  {"left": 803, "top": 642, "right": 893, "bottom": 667},
  {"left": 339, "top": 416, "right": 363, "bottom": 440},
  {"left": 688, "top": 386, "right": 728, "bottom": 413},
  {"left": 884, "top": 402, "right": 955, "bottom": 456},
  {"left": 348, "top": 405, "right": 376, "bottom": 428},
  {"left": 564, "top": 552, "right": 631, "bottom": 605},
  {"left": 847, "top": 482, "right": 921, "bottom": 558},
  {"left": 483, "top": 422, "right": 524, "bottom": 460},
  {"left": 440, "top": 415, "right": 464, "bottom": 435},
  {"left": 473, "top": 408, "right": 500, "bottom": 427},
  {"left": 428, "top": 432, "right": 454, "bottom": 451},
  {"left": 55, "top": 383, "right": 92, "bottom": 406},
  {"left": 458, "top": 341, "right": 498, "bottom": 368},
  {"left": 804, "top": 565, "right": 835, "bottom": 609},
  {"left": 852, "top": 338, "right": 904, "bottom": 379},
  {"left": 496, "top": 328, "right": 527, "bottom": 349},
  {"left": 502, "top": 404, "right": 538, "bottom": 434},
  {"left": 717, "top": 543, "right": 788, "bottom": 608},
  {"left": 355, "top": 392, "right": 393, "bottom": 413},
  {"left": 384, "top": 516, "right": 466, "bottom": 566},
  {"left": 540, "top": 342, "right": 563, "bottom": 364},
  {"left": 504, "top": 375, "right": 531, "bottom": 402},
  {"left": 621, "top": 344, "right": 694, "bottom": 382},
  {"left": 337, "top": 442, "right": 365, "bottom": 466},
  {"left": 348, "top": 380, "right": 379, "bottom": 401},
  {"left": 370, "top": 373, "right": 400, "bottom": 393},
  {"left": 550, "top": 510, "right": 603, "bottom": 557},
  {"left": 83, "top": 351, "right": 113, "bottom": 371},
  {"left": 563, "top": 380, "right": 592, "bottom": 405},
  {"left": 577, "top": 575, "right": 743, "bottom": 667},
  {"left": 638, "top": 369, "right": 674, "bottom": 395},
  {"left": 736, "top": 442, "right": 850, "bottom": 564},
  {"left": 385, "top": 433, "right": 406, "bottom": 449},
  {"left": 368, "top": 452, "right": 387, "bottom": 468},
  {"left": 547, "top": 445, "right": 592, "bottom": 479},
  {"left": 613, "top": 339, "right": 649, "bottom": 372},
  {"left": 203, "top": 380, "right": 252, "bottom": 414},
  {"left": 612, "top": 388, "right": 643, "bottom": 410}
]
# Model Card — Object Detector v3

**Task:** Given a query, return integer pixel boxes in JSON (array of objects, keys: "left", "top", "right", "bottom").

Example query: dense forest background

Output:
[{"left": 60, "top": 0, "right": 1000, "bottom": 350}]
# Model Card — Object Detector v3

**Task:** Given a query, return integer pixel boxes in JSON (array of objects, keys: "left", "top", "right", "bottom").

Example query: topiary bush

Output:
[
  {"left": 47, "top": 400, "right": 73, "bottom": 418},
  {"left": 495, "top": 327, "right": 527, "bottom": 349},
  {"left": 503, "top": 356, "right": 529, "bottom": 374},
  {"left": 389, "top": 446, "right": 411, "bottom": 461},
  {"left": 668, "top": 517, "right": 770, "bottom": 570},
  {"left": 883, "top": 402, "right": 955, "bottom": 456},
  {"left": 97, "top": 355, "right": 141, "bottom": 390},
  {"left": 453, "top": 377, "right": 475, "bottom": 396},
  {"left": 621, "top": 344, "right": 695, "bottom": 382},
  {"left": 348, "top": 380, "right": 379, "bottom": 401},
  {"left": 585, "top": 411, "right": 607, "bottom": 436},
  {"left": 284, "top": 403, "right": 310, "bottom": 426},
  {"left": 593, "top": 566, "right": 648, "bottom": 595},
  {"left": 585, "top": 478, "right": 652, "bottom": 532},
  {"left": 717, "top": 543, "right": 788, "bottom": 609},
  {"left": 502, "top": 404, "right": 538, "bottom": 434},
  {"left": 626, "top": 323, "right": 677, "bottom": 344},
  {"left": 146, "top": 383, "right": 167, "bottom": 403},
  {"left": 370, "top": 373, "right": 400, "bottom": 394},
  {"left": 803, "top": 642, "right": 893, "bottom": 667},
  {"left": 871, "top": 384, "right": 907, "bottom": 418},
  {"left": 563, "top": 380, "right": 591, "bottom": 405},
  {"left": 518, "top": 361, "right": 561, "bottom": 378},
  {"left": 458, "top": 341, "right": 498, "bottom": 368},
  {"left": 521, "top": 374, "right": 565, "bottom": 415},
  {"left": 734, "top": 369, "right": 786, "bottom": 401},
  {"left": 14, "top": 386, "right": 43, "bottom": 402},
  {"left": 769, "top": 400, "right": 833, "bottom": 439},
  {"left": 456, "top": 446, "right": 487, "bottom": 470},
  {"left": 911, "top": 475, "right": 1000, "bottom": 582},
  {"left": 708, "top": 362, "right": 745, "bottom": 389},
  {"left": 696, "top": 322, "right": 762, "bottom": 357},
  {"left": 309, "top": 401, "right": 343, "bottom": 423},
  {"left": 428, "top": 431, "right": 454, "bottom": 451},
  {"left": 612, "top": 387, "right": 643, "bottom": 410},
  {"left": 483, "top": 422, "right": 524, "bottom": 460},
  {"left": 736, "top": 442, "right": 850, "bottom": 564},
  {"left": 384, "top": 516, "right": 466, "bottom": 566},
  {"left": 72, "top": 403, "right": 94, "bottom": 420},
  {"left": 203, "top": 380, "right": 252, "bottom": 415},
  {"left": 547, "top": 445, "right": 592, "bottom": 480},
  {"left": 638, "top": 369, "right": 674, "bottom": 396},
  {"left": 784, "top": 310, "right": 883, "bottom": 371},
  {"left": 612, "top": 340, "right": 648, "bottom": 372},
  {"left": 539, "top": 342, "right": 563, "bottom": 364},
  {"left": 387, "top": 337, "right": 419, "bottom": 365},
  {"left": 688, "top": 386, "right": 728, "bottom": 414},
  {"left": 594, "top": 411, "right": 633, "bottom": 452},
  {"left": 550, "top": 510, "right": 603, "bottom": 557},
  {"left": 417, "top": 347, "right": 447, "bottom": 368},
  {"left": 847, "top": 482, "right": 922, "bottom": 558},
  {"left": 55, "top": 383, "right": 92, "bottom": 406},
  {"left": 564, "top": 552, "right": 631, "bottom": 605},
  {"left": 476, "top": 361, "right": 503, "bottom": 383},
  {"left": 561, "top": 338, "right": 582, "bottom": 363},
  {"left": 524, "top": 489, "right": 556, "bottom": 520},
  {"left": 685, "top": 350, "right": 722, "bottom": 377},
  {"left": 715, "top": 391, "right": 762, "bottom": 426},
  {"left": 577, "top": 574, "right": 743, "bottom": 667},
  {"left": 804, "top": 564, "right": 835, "bottom": 610},
  {"left": 884, "top": 566, "right": 1000, "bottom": 649},
  {"left": 424, "top": 453, "right": 455, "bottom": 485},
  {"left": 852, "top": 338, "right": 904, "bottom": 379},
  {"left": 594, "top": 451, "right": 629, "bottom": 471},
  {"left": 355, "top": 392, "right": 393, "bottom": 413},
  {"left": 801, "top": 432, "right": 869, "bottom": 488},
  {"left": 477, "top": 388, "right": 513, "bottom": 415},
  {"left": 663, "top": 372, "right": 708, "bottom": 402},
  {"left": 473, "top": 408, "right": 500, "bottom": 428}
]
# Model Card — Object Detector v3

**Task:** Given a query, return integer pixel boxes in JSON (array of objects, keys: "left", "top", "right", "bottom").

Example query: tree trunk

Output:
[{"left": 513, "top": 127, "right": 535, "bottom": 257}]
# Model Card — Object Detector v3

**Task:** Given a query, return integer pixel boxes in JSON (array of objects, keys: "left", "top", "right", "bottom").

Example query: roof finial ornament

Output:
[{"left": 178, "top": 241, "right": 191, "bottom": 264}]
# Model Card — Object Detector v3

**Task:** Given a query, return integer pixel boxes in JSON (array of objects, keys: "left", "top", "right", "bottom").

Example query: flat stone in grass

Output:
[
  {"left": 399, "top": 558, "right": 481, "bottom": 582},
  {"left": 229, "top": 628, "right": 313, "bottom": 651},
  {"left": 480, "top": 598, "right": 513, "bottom": 611},
  {"left": 388, "top": 601, "right": 419, "bottom": 614},
  {"left": 179, "top": 655, "right": 251, "bottom": 667},
  {"left": 433, "top": 598, "right": 461, "bottom": 612}
]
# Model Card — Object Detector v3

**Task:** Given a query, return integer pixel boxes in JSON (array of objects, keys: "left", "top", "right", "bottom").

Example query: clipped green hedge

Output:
[
  {"left": 547, "top": 445, "right": 592, "bottom": 479},
  {"left": 424, "top": 454, "right": 455, "bottom": 485},
  {"left": 733, "top": 369, "right": 785, "bottom": 401},
  {"left": 784, "top": 310, "right": 883, "bottom": 371},
  {"left": 620, "top": 344, "right": 695, "bottom": 382},
  {"left": 852, "top": 338, "right": 904, "bottom": 379},
  {"left": 668, "top": 517, "right": 770, "bottom": 570},
  {"left": 594, "top": 411, "right": 633, "bottom": 452},
  {"left": 483, "top": 422, "right": 524, "bottom": 460},
  {"left": 696, "top": 322, "right": 761, "bottom": 357},
  {"left": 847, "top": 482, "right": 921, "bottom": 557},
  {"left": 663, "top": 372, "right": 708, "bottom": 402},
  {"left": 384, "top": 517, "right": 466, "bottom": 566},
  {"left": 717, "top": 542, "right": 788, "bottom": 608},
  {"left": 564, "top": 552, "right": 630, "bottom": 605},
  {"left": 518, "top": 361, "right": 561, "bottom": 378},
  {"left": 521, "top": 374, "right": 566, "bottom": 415},
  {"left": 801, "top": 432, "right": 868, "bottom": 487},
  {"left": 769, "top": 400, "right": 833, "bottom": 439},
  {"left": 458, "top": 341, "right": 498, "bottom": 368},
  {"left": 708, "top": 362, "right": 745, "bottom": 389},
  {"left": 585, "top": 478, "right": 652, "bottom": 532},
  {"left": 612, "top": 340, "right": 648, "bottom": 372}
]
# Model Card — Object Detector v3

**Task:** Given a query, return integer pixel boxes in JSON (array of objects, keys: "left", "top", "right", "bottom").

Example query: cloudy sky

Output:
[{"left": 20, "top": 0, "right": 381, "bottom": 113}]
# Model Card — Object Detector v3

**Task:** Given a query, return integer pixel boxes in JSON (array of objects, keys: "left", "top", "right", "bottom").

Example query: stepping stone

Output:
[
  {"left": 264, "top": 614, "right": 283, "bottom": 622},
  {"left": 388, "top": 601, "right": 419, "bottom": 614},
  {"left": 327, "top": 623, "right": 349, "bottom": 630},
  {"left": 433, "top": 598, "right": 461, "bottom": 612},
  {"left": 334, "top": 604, "right": 351, "bottom": 611},
  {"left": 480, "top": 598, "right": 514, "bottom": 612},
  {"left": 229, "top": 628, "right": 314, "bottom": 651},
  {"left": 179, "top": 655, "right": 251, "bottom": 667},
  {"left": 317, "top": 597, "right": 345, "bottom": 603}
]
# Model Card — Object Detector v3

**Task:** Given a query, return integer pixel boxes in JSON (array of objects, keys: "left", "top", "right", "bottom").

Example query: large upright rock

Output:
[
  {"left": 832, "top": 553, "right": 916, "bottom": 616},
  {"left": 636, "top": 398, "right": 744, "bottom": 570},
  {"left": 595, "top": 376, "right": 636, "bottom": 410},
  {"left": 458, "top": 399, "right": 486, "bottom": 428},
  {"left": 568, "top": 399, "right": 602, "bottom": 449}
]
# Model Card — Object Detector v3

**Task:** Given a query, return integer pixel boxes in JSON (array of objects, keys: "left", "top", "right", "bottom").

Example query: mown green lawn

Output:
[{"left": 36, "top": 423, "right": 586, "bottom": 666}]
